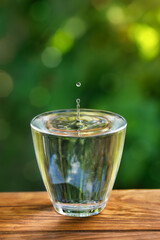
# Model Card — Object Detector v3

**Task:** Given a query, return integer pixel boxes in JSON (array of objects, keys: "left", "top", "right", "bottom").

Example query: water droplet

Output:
[
  {"left": 76, "top": 82, "right": 81, "bottom": 87},
  {"left": 76, "top": 98, "right": 80, "bottom": 104}
]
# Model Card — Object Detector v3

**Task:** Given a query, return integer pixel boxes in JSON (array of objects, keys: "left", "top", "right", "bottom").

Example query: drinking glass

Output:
[{"left": 31, "top": 109, "right": 127, "bottom": 217}]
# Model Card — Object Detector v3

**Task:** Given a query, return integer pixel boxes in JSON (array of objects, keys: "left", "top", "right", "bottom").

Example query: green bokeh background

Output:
[{"left": 0, "top": 0, "right": 160, "bottom": 191}]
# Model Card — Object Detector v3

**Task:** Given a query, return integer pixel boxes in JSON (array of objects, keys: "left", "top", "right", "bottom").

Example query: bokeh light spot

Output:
[
  {"left": 0, "top": 119, "right": 10, "bottom": 140},
  {"left": 0, "top": 71, "right": 13, "bottom": 98},
  {"left": 106, "top": 5, "right": 125, "bottom": 25},
  {"left": 129, "top": 24, "right": 159, "bottom": 60},
  {"left": 156, "top": 9, "right": 160, "bottom": 23},
  {"left": 51, "top": 29, "right": 74, "bottom": 54},
  {"left": 30, "top": 1, "right": 50, "bottom": 22},
  {"left": 29, "top": 86, "right": 50, "bottom": 107},
  {"left": 41, "top": 47, "right": 62, "bottom": 68},
  {"left": 64, "top": 17, "right": 86, "bottom": 39}
]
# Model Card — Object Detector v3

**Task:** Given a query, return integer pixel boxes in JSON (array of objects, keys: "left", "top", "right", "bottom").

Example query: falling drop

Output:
[
  {"left": 76, "top": 98, "right": 80, "bottom": 122},
  {"left": 76, "top": 82, "right": 81, "bottom": 87},
  {"left": 76, "top": 82, "right": 81, "bottom": 125}
]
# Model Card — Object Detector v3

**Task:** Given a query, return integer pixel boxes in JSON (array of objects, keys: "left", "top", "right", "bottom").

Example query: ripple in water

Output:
[{"left": 45, "top": 110, "right": 112, "bottom": 137}]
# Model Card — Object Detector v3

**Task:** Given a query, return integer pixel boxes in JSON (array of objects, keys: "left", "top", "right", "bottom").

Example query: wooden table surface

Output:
[{"left": 0, "top": 190, "right": 160, "bottom": 239}]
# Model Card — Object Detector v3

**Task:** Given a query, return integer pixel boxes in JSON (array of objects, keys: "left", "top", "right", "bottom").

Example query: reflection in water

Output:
[{"left": 37, "top": 131, "right": 126, "bottom": 203}]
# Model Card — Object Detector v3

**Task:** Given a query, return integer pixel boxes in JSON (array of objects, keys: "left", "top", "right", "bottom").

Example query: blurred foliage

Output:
[{"left": 0, "top": 0, "right": 160, "bottom": 191}]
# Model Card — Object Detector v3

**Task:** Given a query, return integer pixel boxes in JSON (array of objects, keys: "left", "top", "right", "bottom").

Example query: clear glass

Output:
[{"left": 31, "top": 109, "right": 127, "bottom": 217}]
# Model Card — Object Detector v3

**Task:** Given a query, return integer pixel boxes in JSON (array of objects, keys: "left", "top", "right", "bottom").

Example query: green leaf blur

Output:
[{"left": 0, "top": 0, "right": 160, "bottom": 191}]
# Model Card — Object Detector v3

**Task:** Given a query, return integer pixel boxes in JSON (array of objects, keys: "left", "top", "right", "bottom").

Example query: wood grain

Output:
[
  {"left": 0, "top": 231, "right": 160, "bottom": 240},
  {"left": 0, "top": 190, "right": 160, "bottom": 239}
]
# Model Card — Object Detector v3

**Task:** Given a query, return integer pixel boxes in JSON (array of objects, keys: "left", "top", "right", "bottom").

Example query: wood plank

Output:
[
  {"left": 0, "top": 192, "right": 50, "bottom": 207},
  {"left": 0, "top": 231, "right": 160, "bottom": 240},
  {"left": 0, "top": 190, "right": 160, "bottom": 232}
]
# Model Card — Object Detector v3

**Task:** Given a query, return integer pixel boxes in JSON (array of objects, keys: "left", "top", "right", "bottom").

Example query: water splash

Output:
[
  {"left": 76, "top": 98, "right": 80, "bottom": 122},
  {"left": 76, "top": 82, "right": 81, "bottom": 123}
]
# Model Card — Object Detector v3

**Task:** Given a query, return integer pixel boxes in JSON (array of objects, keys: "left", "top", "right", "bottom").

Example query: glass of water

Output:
[{"left": 31, "top": 109, "right": 127, "bottom": 217}]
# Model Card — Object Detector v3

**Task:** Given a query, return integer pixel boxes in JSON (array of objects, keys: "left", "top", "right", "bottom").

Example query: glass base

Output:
[{"left": 53, "top": 202, "right": 106, "bottom": 217}]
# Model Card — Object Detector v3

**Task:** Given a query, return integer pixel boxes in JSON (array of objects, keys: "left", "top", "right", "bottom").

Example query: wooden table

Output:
[{"left": 0, "top": 190, "right": 160, "bottom": 239}]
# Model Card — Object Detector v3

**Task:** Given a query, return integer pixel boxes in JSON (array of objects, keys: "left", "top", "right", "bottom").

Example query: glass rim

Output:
[{"left": 30, "top": 108, "right": 127, "bottom": 137}]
